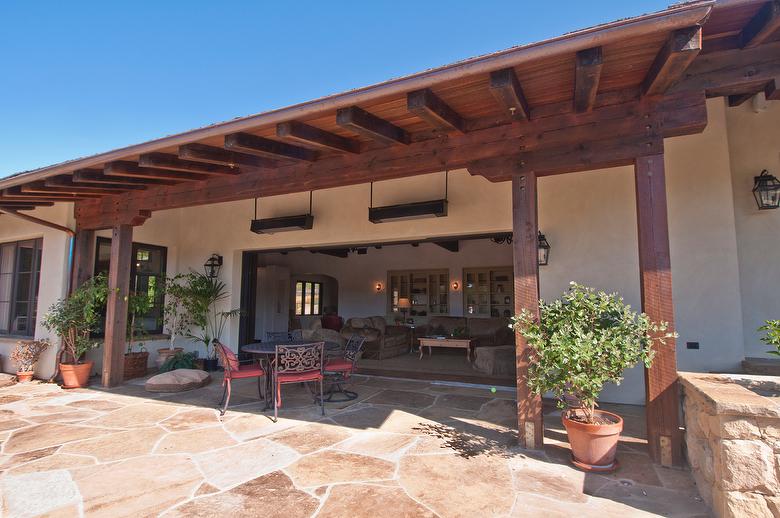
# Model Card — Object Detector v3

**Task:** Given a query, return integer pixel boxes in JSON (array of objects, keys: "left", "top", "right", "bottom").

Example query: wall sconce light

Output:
[
  {"left": 753, "top": 170, "right": 780, "bottom": 210},
  {"left": 204, "top": 253, "right": 223, "bottom": 279},
  {"left": 375, "top": 282, "right": 383, "bottom": 293},
  {"left": 537, "top": 232, "right": 551, "bottom": 266},
  {"left": 451, "top": 281, "right": 460, "bottom": 291}
]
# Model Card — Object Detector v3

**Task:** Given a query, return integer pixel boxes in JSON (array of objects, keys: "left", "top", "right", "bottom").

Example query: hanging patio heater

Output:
[
  {"left": 368, "top": 172, "right": 449, "bottom": 223},
  {"left": 753, "top": 170, "right": 780, "bottom": 210},
  {"left": 250, "top": 192, "right": 315, "bottom": 233}
]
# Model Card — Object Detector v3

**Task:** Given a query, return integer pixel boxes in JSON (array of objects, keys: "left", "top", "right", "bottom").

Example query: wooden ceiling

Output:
[{"left": 1, "top": 0, "right": 779, "bottom": 221}]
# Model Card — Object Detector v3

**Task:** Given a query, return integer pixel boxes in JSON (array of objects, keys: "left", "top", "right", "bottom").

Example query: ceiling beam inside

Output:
[
  {"left": 489, "top": 68, "right": 530, "bottom": 120},
  {"left": 740, "top": 0, "right": 780, "bottom": 49},
  {"left": 434, "top": 240, "right": 460, "bottom": 252},
  {"left": 407, "top": 88, "right": 466, "bottom": 134},
  {"left": 642, "top": 26, "right": 702, "bottom": 96},
  {"left": 224, "top": 132, "right": 318, "bottom": 162},
  {"left": 139, "top": 153, "right": 240, "bottom": 176},
  {"left": 276, "top": 121, "right": 361, "bottom": 154},
  {"left": 336, "top": 106, "right": 411, "bottom": 145},
  {"left": 574, "top": 47, "right": 604, "bottom": 113}
]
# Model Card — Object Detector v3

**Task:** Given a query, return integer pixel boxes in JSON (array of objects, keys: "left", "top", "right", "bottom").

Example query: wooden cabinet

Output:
[
  {"left": 388, "top": 269, "right": 449, "bottom": 322},
  {"left": 463, "top": 267, "right": 513, "bottom": 318}
]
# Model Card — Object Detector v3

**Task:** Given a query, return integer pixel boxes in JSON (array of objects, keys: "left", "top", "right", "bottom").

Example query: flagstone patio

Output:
[{"left": 0, "top": 375, "right": 708, "bottom": 517}]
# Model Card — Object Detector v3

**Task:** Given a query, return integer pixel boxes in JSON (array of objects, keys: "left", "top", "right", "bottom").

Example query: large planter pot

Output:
[
  {"left": 123, "top": 351, "right": 149, "bottom": 381},
  {"left": 156, "top": 347, "right": 183, "bottom": 369},
  {"left": 562, "top": 409, "right": 623, "bottom": 472},
  {"left": 16, "top": 371, "right": 34, "bottom": 383},
  {"left": 60, "top": 361, "right": 93, "bottom": 389}
]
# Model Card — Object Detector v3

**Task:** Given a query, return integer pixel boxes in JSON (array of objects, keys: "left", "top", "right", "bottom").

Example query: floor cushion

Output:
[{"left": 145, "top": 369, "right": 211, "bottom": 393}]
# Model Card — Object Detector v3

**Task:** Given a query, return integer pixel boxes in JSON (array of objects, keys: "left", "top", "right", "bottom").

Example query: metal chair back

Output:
[
  {"left": 274, "top": 342, "right": 324, "bottom": 374},
  {"left": 214, "top": 340, "right": 239, "bottom": 375},
  {"left": 343, "top": 335, "right": 367, "bottom": 364}
]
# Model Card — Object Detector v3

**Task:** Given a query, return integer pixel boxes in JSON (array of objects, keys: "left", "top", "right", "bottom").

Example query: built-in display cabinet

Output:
[
  {"left": 387, "top": 269, "right": 449, "bottom": 323},
  {"left": 463, "top": 267, "right": 514, "bottom": 318}
]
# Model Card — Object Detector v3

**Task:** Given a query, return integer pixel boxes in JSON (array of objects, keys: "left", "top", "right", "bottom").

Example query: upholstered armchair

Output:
[{"left": 340, "top": 316, "right": 410, "bottom": 360}]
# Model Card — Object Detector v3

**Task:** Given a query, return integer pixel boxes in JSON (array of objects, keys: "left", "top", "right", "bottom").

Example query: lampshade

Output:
[{"left": 398, "top": 298, "right": 411, "bottom": 309}]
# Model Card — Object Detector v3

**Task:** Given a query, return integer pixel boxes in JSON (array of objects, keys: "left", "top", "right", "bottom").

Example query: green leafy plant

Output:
[
  {"left": 10, "top": 339, "right": 50, "bottom": 372},
  {"left": 512, "top": 282, "right": 673, "bottom": 424},
  {"left": 160, "top": 274, "right": 195, "bottom": 351},
  {"left": 42, "top": 274, "right": 109, "bottom": 364},
  {"left": 759, "top": 320, "right": 780, "bottom": 356},
  {"left": 126, "top": 286, "right": 152, "bottom": 354},
  {"left": 158, "top": 351, "right": 197, "bottom": 373},
  {"left": 183, "top": 272, "right": 240, "bottom": 359}
]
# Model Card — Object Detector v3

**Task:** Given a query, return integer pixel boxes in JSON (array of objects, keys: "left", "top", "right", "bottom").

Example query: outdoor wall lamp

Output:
[
  {"left": 490, "top": 231, "right": 551, "bottom": 266},
  {"left": 204, "top": 254, "right": 223, "bottom": 278},
  {"left": 753, "top": 170, "right": 780, "bottom": 210},
  {"left": 451, "top": 281, "right": 460, "bottom": 291},
  {"left": 375, "top": 282, "right": 383, "bottom": 293}
]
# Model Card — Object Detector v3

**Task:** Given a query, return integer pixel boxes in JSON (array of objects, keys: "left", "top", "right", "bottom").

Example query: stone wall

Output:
[{"left": 680, "top": 372, "right": 780, "bottom": 517}]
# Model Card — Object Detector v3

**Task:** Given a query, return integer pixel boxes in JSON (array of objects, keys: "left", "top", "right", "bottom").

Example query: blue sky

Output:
[{"left": 0, "top": 1, "right": 670, "bottom": 177}]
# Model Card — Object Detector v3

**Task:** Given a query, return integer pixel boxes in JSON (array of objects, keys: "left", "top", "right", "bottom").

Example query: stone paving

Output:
[{"left": 0, "top": 374, "right": 709, "bottom": 517}]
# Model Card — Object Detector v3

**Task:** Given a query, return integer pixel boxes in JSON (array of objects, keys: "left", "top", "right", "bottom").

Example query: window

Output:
[
  {"left": 294, "top": 281, "right": 322, "bottom": 316},
  {"left": 94, "top": 237, "right": 167, "bottom": 334},
  {"left": 0, "top": 239, "right": 43, "bottom": 336}
]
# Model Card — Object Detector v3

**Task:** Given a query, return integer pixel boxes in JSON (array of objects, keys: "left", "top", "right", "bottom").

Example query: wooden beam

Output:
[
  {"left": 105, "top": 161, "right": 208, "bottom": 182},
  {"left": 70, "top": 229, "right": 95, "bottom": 292},
  {"left": 642, "top": 26, "right": 702, "bottom": 96},
  {"left": 224, "top": 132, "right": 318, "bottom": 162},
  {"left": 2, "top": 186, "right": 98, "bottom": 201},
  {"left": 74, "top": 92, "right": 708, "bottom": 227},
  {"left": 0, "top": 205, "right": 36, "bottom": 211},
  {"left": 179, "top": 143, "right": 281, "bottom": 169},
  {"left": 102, "top": 224, "right": 132, "bottom": 387},
  {"left": 0, "top": 200, "right": 54, "bottom": 207},
  {"left": 73, "top": 169, "right": 177, "bottom": 187},
  {"left": 489, "top": 68, "right": 530, "bottom": 120},
  {"left": 740, "top": 0, "right": 780, "bottom": 49},
  {"left": 0, "top": 208, "right": 75, "bottom": 234},
  {"left": 276, "top": 121, "right": 361, "bottom": 154},
  {"left": 766, "top": 77, "right": 780, "bottom": 100},
  {"left": 511, "top": 171, "right": 543, "bottom": 449},
  {"left": 635, "top": 153, "right": 682, "bottom": 467},
  {"left": 316, "top": 248, "right": 350, "bottom": 258},
  {"left": 138, "top": 153, "right": 240, "bottom": 176},
  {"left": 574, "top": 47, "right": 604, "bottom": 113},
  {"left": 45, "top": 176, "right": 146, "bottom": 191},
  {"left": 22, "top": 181, "right": 116, "bottom": 196},
  {"left": 433, "top": 240, "right": 459, "bottom": 252},
  {"left": 336, "top": 106, "right": 410, "bottom": 145},
  {"left": 728, "top": 92, "right": 755, "bottom": 106},
  {"left": 407, "top": 88, "right": 466, "bottom": 134}
]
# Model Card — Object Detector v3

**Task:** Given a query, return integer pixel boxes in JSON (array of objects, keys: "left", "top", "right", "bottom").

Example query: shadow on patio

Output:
[{"left": 0, "top": 374, "right": 707, "bottom": 517}]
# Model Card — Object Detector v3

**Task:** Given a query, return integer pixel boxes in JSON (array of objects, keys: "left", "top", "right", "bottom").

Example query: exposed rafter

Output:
[
  {"left": 336, "top": 106, "right": 410, "bottom": 145},
  {"left": 276, "top": 121, "right": 361, "bottom": 154},
  {"left": 105, "top": 162, "right": 208, "bottom": 182},
  {"left": 2, "top": 186, "right": 96, "bottom": 201},
  {"left": 740, "top": 0, "right": 780, "bottom": 49},
  {"left": 642, "top": 26, "right": 702, "bottom": 96},
  {"left": 766, "top": 77, "right": 780, "bottom": 100},
  {"left": 224, "top": 132, "right": 318, "bottom": 162},
  {"left": 434, "top": 240, "right": 460, "bottom": 252},
  {"left": 489, "top": 68, "right": 530, "bottom": 120},
  {"left": 139, "top": 153, "right": 240, "bottom": 176},
  {"left": 728, "top": 92, "right": 755, "bottom": 106},
  {"left": 407, "top": 88, "right": 466, "bottom": 134},
  {"left": 0, "top": 200, "right": 54, "bottom": 207},
  {"left": 45, "top": 176, "right": 146, "bottom": 191},
  {"left": 22, "top": 181, "right": 115, "bottom": 196},
  {"left": 73, "top": 169, "right": 177, "bottom": 187},
  {"left": 179, "top": 143, "right": 281, "bottom": 168},
  {"left": 574, "top": 47, "right": 604, "bottom": 113}
]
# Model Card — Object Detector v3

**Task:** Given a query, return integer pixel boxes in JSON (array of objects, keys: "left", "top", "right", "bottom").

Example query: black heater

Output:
[
  {"left": 368, "top": 172, "right": 449, "bottom": 223},
  {"left": 250, "top": 192, "right": 314, "bottom": 234}
]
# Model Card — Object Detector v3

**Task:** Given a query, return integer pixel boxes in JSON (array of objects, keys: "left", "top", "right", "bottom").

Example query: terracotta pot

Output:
[
  {"left": 123, "top": 351, "right": 149, "bottom": 381},
  {"left": 60, "top": 361, "right": 93, "bottom": 389},
  {"left": 156, "top": 347, "right": 183, "bottom": 369},
  {"left": 562, "top": 409, "right": 623, "bottom": 472},
  {"left": 16, "top": 371, "right": 34, "bottom": 383}
]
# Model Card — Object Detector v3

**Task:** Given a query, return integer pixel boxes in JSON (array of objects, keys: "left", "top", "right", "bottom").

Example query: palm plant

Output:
[{"left": 184, "top": 272, "right": 240, "bottom": 359}]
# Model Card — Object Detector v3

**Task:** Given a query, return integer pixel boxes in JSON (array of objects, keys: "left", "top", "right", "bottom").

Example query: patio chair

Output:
[
  {"left": 323, "top": 335, "right": 366, "bottom": 402},
  {"left": 214, "top": 341, "right": 265, "bottom": 416},
  {"left": 273, "top": 342, "right": 325, "bottom": 421},
  {"left": 265, "top": 329, "right": 303, "bottom": 342}
]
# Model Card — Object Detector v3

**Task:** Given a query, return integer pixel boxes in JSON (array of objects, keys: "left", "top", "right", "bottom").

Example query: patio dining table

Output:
[{"left": 241, "top": 340, "right": 343, "bottom": 410}]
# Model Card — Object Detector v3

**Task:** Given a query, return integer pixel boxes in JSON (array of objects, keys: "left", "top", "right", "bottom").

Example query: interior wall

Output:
[{"left": 725, "top": 97, "right": 780, "bottom": 359}]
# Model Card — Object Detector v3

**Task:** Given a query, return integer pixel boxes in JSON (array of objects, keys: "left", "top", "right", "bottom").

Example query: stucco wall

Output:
[
  {"left": 725, "top": 98, "right": 780, "bottom": 359},
  {"left": 0, "top": 204, "right": 73, "bottom": 379}
]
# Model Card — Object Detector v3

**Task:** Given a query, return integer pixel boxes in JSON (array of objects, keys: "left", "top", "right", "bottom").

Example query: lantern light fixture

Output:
[
  {"left": 753, "top": 170, "right": 780, "bottom": 210},
  {"left": 204, "top": 254, "right": 223, "bottom": 279},
  {"left": 490, "top": 231, "right": 551, "bottom": 266}
]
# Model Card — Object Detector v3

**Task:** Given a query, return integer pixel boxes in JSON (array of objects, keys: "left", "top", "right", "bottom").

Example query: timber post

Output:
[{"left": 102, "top": 223, "right": 133, "bottom": 387}]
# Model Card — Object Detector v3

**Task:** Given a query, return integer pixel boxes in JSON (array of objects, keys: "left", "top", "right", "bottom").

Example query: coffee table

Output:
[{"left": 418, "top": 337, "right": 474, "bottom": 362}]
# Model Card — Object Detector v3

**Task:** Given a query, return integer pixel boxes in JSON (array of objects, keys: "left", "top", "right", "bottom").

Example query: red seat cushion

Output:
[
  {"left": 229, "top": 364, "right": 265, "bottom": 379},
  {"left": 325, "top": 358, "right": 353, "bottom": 372},
  {"left": 277, "top": 371, "right": 323, "bottom": 383}
]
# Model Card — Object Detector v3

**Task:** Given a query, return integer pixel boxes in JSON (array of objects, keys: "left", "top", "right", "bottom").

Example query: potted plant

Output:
[
  {"left": 123, "top": 286, "right": 152, "bottom": 380},
  {"left": 759, "top": 320, "right": 780, "bottom": 356},
  {"left": 158, "top": 350, "right": 198, "bottom": 372},
  {"left": 185, "top": 272, "right": 240, "bottom": 371},
  {"left": 512, "top": 282, "right": 673, "bottom": 472},
  {"left": 10, "top": 339, "right": 50, "bottom": 382},
  {"left": 42, "top": 274, "right": 109, "bottom": 388},
  {"left": 158, "top": 274, "right": 191, "bottom": 368}
]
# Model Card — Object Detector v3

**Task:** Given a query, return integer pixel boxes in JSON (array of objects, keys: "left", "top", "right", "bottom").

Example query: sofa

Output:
[
  {"left": 417, "top": 316, "right": 514, "bottom": 348},
  {"left": 300, "top": 319, "right": 347, "bottom": 348},
  {"left": 340, "top": 316, "right": 411, "bottom": 360}
]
